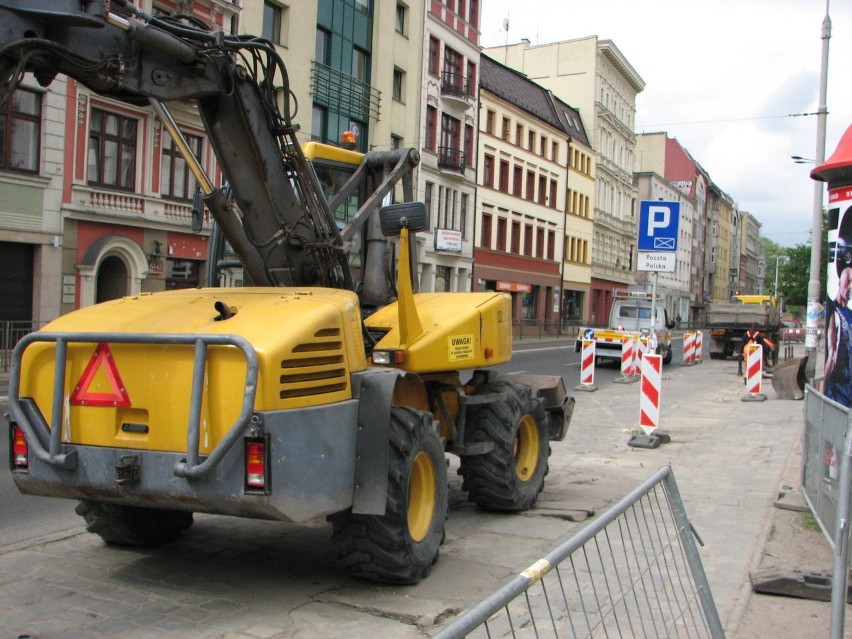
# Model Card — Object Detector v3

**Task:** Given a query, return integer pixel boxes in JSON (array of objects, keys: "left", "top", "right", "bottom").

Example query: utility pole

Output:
[{"left": 805, "top": 1, "right": 831, "bottom": 380}]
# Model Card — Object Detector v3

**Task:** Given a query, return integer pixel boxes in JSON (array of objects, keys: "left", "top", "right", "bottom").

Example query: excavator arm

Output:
[{"left": 0, "top": 0, "right": 410, "bottom": 292}]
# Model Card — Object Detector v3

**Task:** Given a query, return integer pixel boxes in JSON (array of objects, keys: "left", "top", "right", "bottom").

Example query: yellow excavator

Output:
[{"left": 4, "top": 0, "right": 572, "bottom": 584}]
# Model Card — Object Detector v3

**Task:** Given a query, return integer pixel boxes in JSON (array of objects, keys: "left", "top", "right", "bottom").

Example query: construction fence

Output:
[
  {"left": 434, "top": 465, "right": 723, "bottom": 639},
  {"left": 802, "top": 384, "right": 852, "bottom": 639}
]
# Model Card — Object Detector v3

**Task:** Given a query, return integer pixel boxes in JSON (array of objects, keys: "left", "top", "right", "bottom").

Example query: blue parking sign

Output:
[{"left": 638, "top": 201, "right": 680, "bottom": 252}]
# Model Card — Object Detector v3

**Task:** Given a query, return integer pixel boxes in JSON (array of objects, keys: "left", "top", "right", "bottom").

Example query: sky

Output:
[{"left": 479, "top": 0, "right": 852, "bottom": 248}]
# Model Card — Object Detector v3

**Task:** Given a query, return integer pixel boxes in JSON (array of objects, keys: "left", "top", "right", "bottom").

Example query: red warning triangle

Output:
[{"left": 70, "top": 343, "right": 131, "bottom": 407}]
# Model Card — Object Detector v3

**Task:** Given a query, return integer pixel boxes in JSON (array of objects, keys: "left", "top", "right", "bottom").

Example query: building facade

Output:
[
  {"left": 487, "top": 37, "right": 644, "bottom": 325},
  {"left": 475, "top": 56, "right": 590, "bottom": 324}
]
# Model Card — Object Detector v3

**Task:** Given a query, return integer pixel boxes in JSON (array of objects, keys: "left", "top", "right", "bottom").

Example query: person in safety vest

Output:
[{"left": 742, "top": 322, "right": 776, "bottom": 368}]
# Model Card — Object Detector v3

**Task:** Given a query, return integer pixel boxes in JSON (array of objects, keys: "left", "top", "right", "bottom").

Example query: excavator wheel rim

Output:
[
  {"left": 408, "top": 450, "right": 437, "bottom": 543},
  {"left": 515, "top": 413, "right": 541, "bottom": 482}
]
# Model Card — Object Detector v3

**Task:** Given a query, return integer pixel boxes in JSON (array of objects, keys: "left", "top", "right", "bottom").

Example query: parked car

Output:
[{"left": 780, "top": 319, "right": 805, "bottom": 343}]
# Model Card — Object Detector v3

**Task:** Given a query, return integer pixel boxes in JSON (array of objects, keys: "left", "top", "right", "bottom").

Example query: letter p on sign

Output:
[{"left": 648, "top": 205, "right": 670, "bottom": 234}]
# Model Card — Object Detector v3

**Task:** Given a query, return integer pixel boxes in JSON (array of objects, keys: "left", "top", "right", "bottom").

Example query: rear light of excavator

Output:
[
  {"left": 245, "top": 437, "right": 268, "bottom": 492},
  {"left": 372, "top": 350, "right": 405, "bottom": 365},
  {"left": 11, "top": 424, "right": 28, "bottom": 470}
]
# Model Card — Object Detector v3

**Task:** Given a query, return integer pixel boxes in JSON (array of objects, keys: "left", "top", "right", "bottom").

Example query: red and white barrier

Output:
[
  {"left": 682, "top": 331, "right": 695, "bottom": 365},
  {"left": 636, "top": 336, "right": 648, "bottom": 375},
  {"left": 694, "top": 331, "right": 703, "bottom": 363},
  {"left": 744, "top": 343, "right": 764, "bottom": 398},
  {"left": 621, "top": 335, "right": 636, "bottom": 377},
  {"left": 575, "top": 338, "right": 597, "bottom": 391},
  {"left": 639, "top": 353, "right": 662, "bottom": 435}
]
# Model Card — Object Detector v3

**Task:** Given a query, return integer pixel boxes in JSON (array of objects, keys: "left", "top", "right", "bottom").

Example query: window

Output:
[
  {"left": 311, "top": 105, "right": 327, "bottom": 141},
  {"left": 498, "top": 159, "right": 509, "bottom": 192},
  {"left": 426, "top": 105, "right": 437, "bottom": 150},
  {"left": 549, "top": 179, "right": 557, "bottom": 209},
  {"left": 464, "top": 124, "right": 473, "bottom": 167},
  {"left": 485, "top": 109, "right": 495, "bottom": 135},
  {"left": 552, "top": 141, "right": 559, "bottom": 162},
  {"left": 391, "top": 134, "right": 402, "bottom": 150},
  {"left": 511, "top": 221, "right": 520, "bottom": 254},
  {"left": 496, "top": 217, "right": 507, "bottom": 251},
  {"left": 166, "top": 259, "right": 200, "bottom": 290},
  {"left": 524, "top": 223, "right": 533, "bottom": 256},
  {"left": 0, "top": 87, "right": 41, "bottom": 173},
  {"left": 481, "top": 212, "right": 492, "bottom": 248},
  {"left": 536, "top": 227, "right": 544, "bottom": 258},
  {"left": 459, "top": 193, "right": 468, "bottom": 238},
  {"left": 527, "top": 129, "right": 535, "bottom": 151},
  {"left": 392, "top": 68, "right": 405, "bottom": 102},
  {"left": 262, "top": 2, "right": 285, "bottom": 45},
  {"left": 429, "top": 37, "right": 440, "bottom": 76},
  {"left": 547, "top": 230, "right": 555, "bottom": 260},
  {"left": 469, "top": 0, "right": 479, "bottom": 25},
  {"left": 512, "top": 165, "right": 522, "bottom": 196},
  {"left": 161, "top": 131, "right": 201, "bottom": 200},
  {"left": 440, "top": 113, "right": 462, "bottom": 169},
  {"left": 395, "top": 3, "right": 406, "bottom": 34},
  {"left": 88, "top": 108, "right": 137, "bottom": 190},
  {"left": 540, "top": 135, "right": 547, "bottom": 157},
  {"left": 443, "top": 46, "right": 464, "bottom": 94},
  {"left": 482, "top": 154, "right": 494, "bottom": 187},
  {"left": 315, "top": 28, "right": 330, "bottom": 64},
  {"left": 466, "top": 61, "right": 476, "bottom": 97},
  {"left": 354, "top": 0, "right": 369, "bottom": 14},
  {"left": 352, "top": 48, "right": 369, "bottom": 83},
  {"left": 425, "top": 181, "right": 434, "bottom": 224},
  {"left": 538, "top": 175, "right": 547, "bottom": 204},
  {"left": 525, "top": 170, "right": 534, "bottom": 201},
  {"left": 515, "top": 123, "right": 523, "bottom": 146},
  {"left": 501, "top": 117, "right": 510, "bottom": 141}
]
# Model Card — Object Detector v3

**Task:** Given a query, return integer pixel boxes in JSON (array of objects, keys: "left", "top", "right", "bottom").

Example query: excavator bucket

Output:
[{"left": 771, "top": 356, "right": 807, "bottom": 400}]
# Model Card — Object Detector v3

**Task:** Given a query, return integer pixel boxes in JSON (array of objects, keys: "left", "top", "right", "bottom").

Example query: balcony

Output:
[
  {"left": 440, "top": 71, "right": 470, "bottom": 107},
  {"left": 437, "top": 146, "right": 466, "bottom": 176},
  {"left": 312, "top": 61, "right": 381, "bottom": 122}
]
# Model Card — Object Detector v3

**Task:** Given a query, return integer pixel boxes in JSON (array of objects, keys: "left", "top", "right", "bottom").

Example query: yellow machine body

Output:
[
  {"left": 18, "top": 288, "right": 367, "bottom": 453},
  {"left": 365, "top": 291, "right": 513, "bottom": 373}
]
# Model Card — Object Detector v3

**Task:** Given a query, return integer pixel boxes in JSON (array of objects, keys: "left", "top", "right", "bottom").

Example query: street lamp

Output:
[{"left": 791, "top": 155, "right": 815, "bottom": 164}]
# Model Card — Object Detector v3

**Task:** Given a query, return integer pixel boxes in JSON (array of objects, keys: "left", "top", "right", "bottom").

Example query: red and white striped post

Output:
[
  {"left": 639, "top": 353, "right": 662, "bottom": 435},
  {"left": 694, "top": 331, "right": 704, "bottom": 363},
  {"left": 682, "top": 331, "right": 695, "bottom": 365},
  {"left": 636, "top": 336, "right": 648, "bottom": 375},
  {"left": 575, "top": 338, "right": 598, "bottom": 392},
  {"left": 621, "top": 335, "right": 635, "bottom": 377},
  {"left": 742, "top": 343, "right": 767, "bottom": 401}
]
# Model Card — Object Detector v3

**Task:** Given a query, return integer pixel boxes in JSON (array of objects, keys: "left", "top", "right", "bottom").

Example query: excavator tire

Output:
[
  {"left": 75, "top": 501, "right": 193, "bottom": 547},
  {"left": 331, "top": 406, "right": 447, "bottom": 584},
  {"left": 459, "top": 380, "right": 549, "bottom": 512}
]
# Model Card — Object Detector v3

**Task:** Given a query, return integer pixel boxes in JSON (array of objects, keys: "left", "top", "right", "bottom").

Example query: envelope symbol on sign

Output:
[{"left": 654, "top": 237, "right": 675, "bottom": 249}]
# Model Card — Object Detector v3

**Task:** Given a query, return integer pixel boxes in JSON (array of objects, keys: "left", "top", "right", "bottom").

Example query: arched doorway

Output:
[{"left": 96, "top": 255, "right": 129, "bottom": 302}]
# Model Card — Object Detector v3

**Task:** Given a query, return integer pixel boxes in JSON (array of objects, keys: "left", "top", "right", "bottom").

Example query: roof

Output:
[{"left": 479, "top": 55, "right": 590, "bottom": 148}]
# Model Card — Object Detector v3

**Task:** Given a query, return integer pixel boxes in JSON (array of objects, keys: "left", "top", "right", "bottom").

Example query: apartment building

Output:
[
  {"left": 0, "top": 0, "right": 243, "bottom": 329},
  {"left": 738, "top": 211, "right": 763, "bottom": 295},
  {"left": 417, "top": 0, "right": 480, "bottom": 292},
  {"left": 475, "top": 55, "right": 591, "bottom": 324},
  {"left": 487, "top": 37, "right": 644, "bottom": 325}
]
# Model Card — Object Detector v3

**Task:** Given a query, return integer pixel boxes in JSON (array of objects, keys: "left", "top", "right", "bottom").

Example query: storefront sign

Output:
[
  {"left": 435, "top": 228, "right": 463, "bottom": 252},
  {"left": 496, "top": 281, "right": 532, "bottom": 293}
]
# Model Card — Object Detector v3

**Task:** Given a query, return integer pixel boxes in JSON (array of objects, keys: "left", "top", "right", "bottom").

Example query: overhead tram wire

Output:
[{"left": 638, "top": 111, "right": 819, "bottom": 129}]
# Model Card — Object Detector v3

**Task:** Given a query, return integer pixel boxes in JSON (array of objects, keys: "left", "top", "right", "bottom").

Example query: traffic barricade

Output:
[
  {"left": 574, "top": 338, "right": 597, "bottom": 392},
  {"left": 742, "top": 343, "right": 766, "bottom": 402}
]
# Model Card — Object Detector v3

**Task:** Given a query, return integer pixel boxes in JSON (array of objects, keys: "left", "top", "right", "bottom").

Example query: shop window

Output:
[{"left": 166, "top": 259, "right": 200, "bottom": 290}]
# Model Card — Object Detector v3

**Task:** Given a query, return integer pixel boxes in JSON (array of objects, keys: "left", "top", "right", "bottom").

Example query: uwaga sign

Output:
[{"left": 448, "top": 334, "right": 474, "bottom": 361}]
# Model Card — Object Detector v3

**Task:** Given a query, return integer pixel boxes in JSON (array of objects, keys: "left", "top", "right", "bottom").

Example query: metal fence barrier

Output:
[
  {"left": 802, "top": 384, "right": 852, "bottom": 639},
  {"left": 434, "top": 465, "right": 723, "bottom": 639},
  {"left": 0, "top": 321, "right": 41, "bottom": 373}
]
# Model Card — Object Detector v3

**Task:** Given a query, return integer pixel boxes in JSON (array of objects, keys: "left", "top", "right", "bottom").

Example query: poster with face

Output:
[{"left": 823, "top": 186, "right": 852, "bottom": 405}]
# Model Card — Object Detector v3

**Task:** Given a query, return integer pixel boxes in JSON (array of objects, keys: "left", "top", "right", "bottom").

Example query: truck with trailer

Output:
[
  {"left": 3, "top": 0, "right": 573, "bottom": 585},
  {"left": 705, "top": 295, "right": 781, "bottom": 362},
  {"left": 575, "top": 289, "right": 675, "bottom": 365}
]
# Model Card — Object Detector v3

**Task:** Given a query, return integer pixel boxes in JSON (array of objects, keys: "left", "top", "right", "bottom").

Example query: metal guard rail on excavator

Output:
[{"left": 9, "top": 332, "right": 259, "bottom": 479}]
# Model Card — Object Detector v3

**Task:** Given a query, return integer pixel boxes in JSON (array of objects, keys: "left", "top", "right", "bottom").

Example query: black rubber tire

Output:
[
  {"left": 662, "top": 345, "right": 673, "bottom": 365},
  {"left": 75, "top": 501, "right": 193, "bottom": 547},
  {"left": 459, "top": 380, "right": 549, "bottom": 512},
  {"left": 331, "top": 406, "right": 447, "bottom": 585}
]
